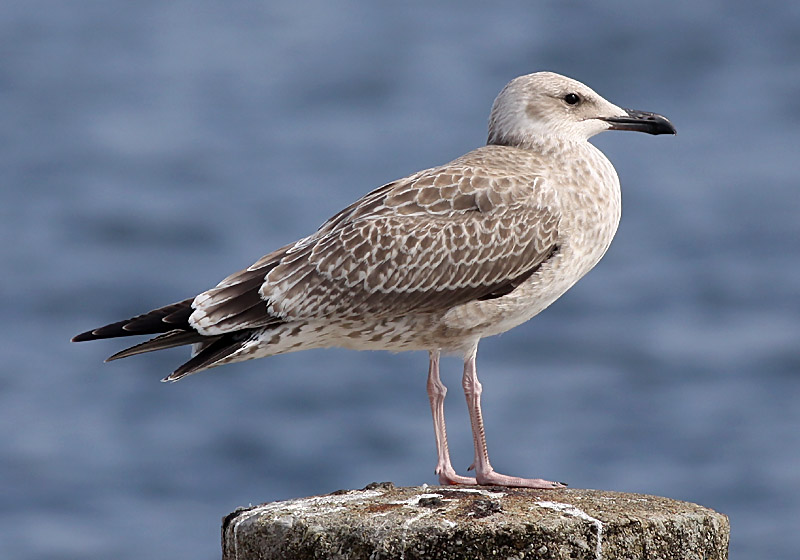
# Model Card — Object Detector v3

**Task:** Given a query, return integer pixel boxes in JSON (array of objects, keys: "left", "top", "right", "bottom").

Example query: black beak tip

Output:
[
  {"left": 604, "top": 109, "right": 676, "bottom": 136},
  {"left": 646, "top": 114, "right": 677, "bottom": 136}
]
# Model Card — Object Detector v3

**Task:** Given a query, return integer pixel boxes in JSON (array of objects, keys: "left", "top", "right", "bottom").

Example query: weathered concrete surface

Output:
[{"left": 222, "top": 482, "right": 728, "bottom": 560}]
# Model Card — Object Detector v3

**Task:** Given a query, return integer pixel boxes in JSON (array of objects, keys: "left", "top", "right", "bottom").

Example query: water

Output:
[{"left": 2, "top": 1, "right": 798, "bottom": 558}]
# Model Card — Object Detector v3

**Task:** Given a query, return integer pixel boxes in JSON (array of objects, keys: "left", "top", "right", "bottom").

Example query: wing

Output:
[
  {"left": 190, "top": 160, "right": 561, "bottom": 335},
  {"left": 72, "top": 149, "right": 562, "bottom": 379}
]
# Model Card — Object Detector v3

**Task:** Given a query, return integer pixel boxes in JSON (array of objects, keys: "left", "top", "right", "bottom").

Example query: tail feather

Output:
[
  {"left": 163, "top": 331, "right": 253, "bottom": 382},
  {"left": 74, "top": 298, "right": 263, "bottom": 381}
]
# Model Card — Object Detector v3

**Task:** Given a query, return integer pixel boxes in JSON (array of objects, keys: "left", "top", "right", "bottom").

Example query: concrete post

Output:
[{"left": 222, "top": 482, "right": 728, "bottom": 560}]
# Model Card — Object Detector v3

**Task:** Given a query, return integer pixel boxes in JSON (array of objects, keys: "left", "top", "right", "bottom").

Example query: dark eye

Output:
[{"left": 563, "top": 93, "right": 580, "bottom": 105}]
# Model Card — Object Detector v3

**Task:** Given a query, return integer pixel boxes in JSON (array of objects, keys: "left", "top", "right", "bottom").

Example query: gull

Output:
[{"left": 73, "top": 72, "right": 675, "bottom": 488}]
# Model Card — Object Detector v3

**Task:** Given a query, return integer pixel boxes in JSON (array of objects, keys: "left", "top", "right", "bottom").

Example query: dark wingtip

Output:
[
  {"left": 71, "top": 299, "right": 196, "bottom": 344},
  {"left": 71, "top": 331, "right": 97, "bottom": 343},
  {"left": 104, "top": 352, "right": 124, "bottom": 363},
  {"left": 70, "top": 319, "right": 142, "bottom": 342}
]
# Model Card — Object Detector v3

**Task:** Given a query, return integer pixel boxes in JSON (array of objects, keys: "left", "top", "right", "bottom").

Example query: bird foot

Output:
[
  {"left": 435, "top": 466, "right": 477, "bottom": 485},
  {"left": 474, "top": 469, "right": 566, "bottom": 489}
]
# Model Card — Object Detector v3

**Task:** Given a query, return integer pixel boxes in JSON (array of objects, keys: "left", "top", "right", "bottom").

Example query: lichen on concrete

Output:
[{"left": 222, "top": 482, "right": 729, "bottom": 560}]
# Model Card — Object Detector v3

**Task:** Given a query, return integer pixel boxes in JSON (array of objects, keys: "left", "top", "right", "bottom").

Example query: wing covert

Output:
[{"left": 190, "top": 162, "right": 561, "bottom": 334}]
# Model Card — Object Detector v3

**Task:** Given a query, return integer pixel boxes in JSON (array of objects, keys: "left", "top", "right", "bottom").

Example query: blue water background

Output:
[{"left": 2, "top": 1, "right": 799, "bottom": 558}]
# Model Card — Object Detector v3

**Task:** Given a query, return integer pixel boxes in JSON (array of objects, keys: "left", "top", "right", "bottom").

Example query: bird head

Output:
[{"left": 488, "top": 71, "right": 675, "bottom": 147}]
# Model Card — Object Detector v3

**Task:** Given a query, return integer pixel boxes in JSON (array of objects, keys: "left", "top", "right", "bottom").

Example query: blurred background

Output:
[{"left": 2, "top": 1, "right": 798, "bottom": 558}]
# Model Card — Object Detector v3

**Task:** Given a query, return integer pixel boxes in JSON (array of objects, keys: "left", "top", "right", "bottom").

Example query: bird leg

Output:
[
  {"left": 462, "top": 346, "right": 566, "bottom": 488},
  {"left": 427, "top": 350, "right": 477, "bottom": 485}
]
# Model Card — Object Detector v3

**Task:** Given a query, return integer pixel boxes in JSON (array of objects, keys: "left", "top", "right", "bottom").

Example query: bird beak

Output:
[{"left": 602, "top": 108, "right": 676, "bottom": 135}]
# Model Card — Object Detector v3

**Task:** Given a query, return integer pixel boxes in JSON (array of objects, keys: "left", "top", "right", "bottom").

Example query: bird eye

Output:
[{"left": 563, "top": 93, "right": 580, "bottom": 105}]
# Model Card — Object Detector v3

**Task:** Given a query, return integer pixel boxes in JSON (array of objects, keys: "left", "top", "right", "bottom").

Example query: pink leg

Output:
[
  {"left": 462, "top": 345, "right": 565, "bottom": 488},
  {"left": 427, "top": 350, "right": 476, "bottom": 485}
]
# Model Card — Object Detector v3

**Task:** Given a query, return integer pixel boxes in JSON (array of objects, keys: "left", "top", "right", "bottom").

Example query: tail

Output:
[{"left": 72, "top": 298, "right": 257, "bottom": 382}]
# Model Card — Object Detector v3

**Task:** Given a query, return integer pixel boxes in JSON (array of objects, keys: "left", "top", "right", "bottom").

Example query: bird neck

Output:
[{"left": 487, "top": 131, "right": 582, "bottom": 154}]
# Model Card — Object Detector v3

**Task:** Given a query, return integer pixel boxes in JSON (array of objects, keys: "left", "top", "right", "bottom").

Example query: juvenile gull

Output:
[{"left": 73, "top": 72, "right": 675, "bottom": 488}]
